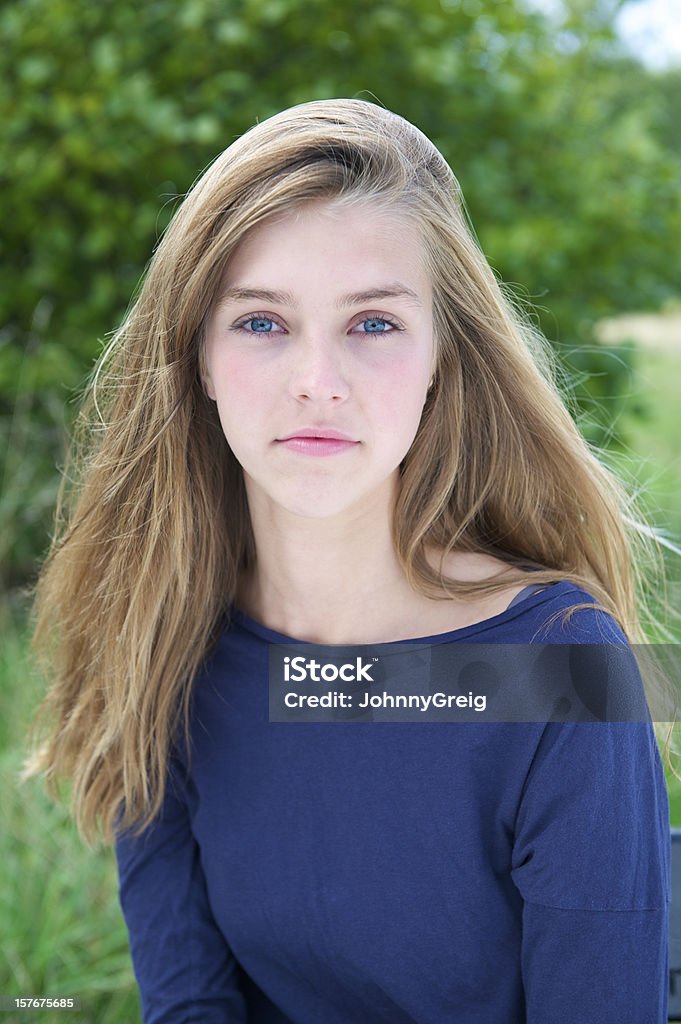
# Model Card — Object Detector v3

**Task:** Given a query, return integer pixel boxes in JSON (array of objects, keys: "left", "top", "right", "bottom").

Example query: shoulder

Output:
[
  {"left": 429, "top": 549, "right": 630, "bottom": 645},
  {"left": 528, "top": 582, "right": 629, "bottom": 645},
  {"left": 425, "top": 549, "right": 552, "bottom": 625}
]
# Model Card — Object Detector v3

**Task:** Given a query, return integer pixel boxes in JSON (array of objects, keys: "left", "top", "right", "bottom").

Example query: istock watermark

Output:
[
  {"left": 268, "top": 642, "right": 681, "bottom": 724},
  {"left": 283, "top": 655, "right": 377, "bottom": 683}
]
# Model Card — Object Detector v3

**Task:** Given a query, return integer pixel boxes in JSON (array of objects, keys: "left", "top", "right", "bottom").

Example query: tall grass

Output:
[
  {"left": 0, "top": 603, "right": 141, "bottom": 1024},
  {"left": 612, "top": 342, "right": 681, "bottom": 823}
]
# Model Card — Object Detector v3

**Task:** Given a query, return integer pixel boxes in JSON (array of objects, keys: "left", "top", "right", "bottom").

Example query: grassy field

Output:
[
  {"left": 608, "top": 343, "right": 681, "bottom": 546},
  {"left": 1, "top": 335, "right": 680, "bottom": 1021},
  {"left": 0, "top": 613, "right": 142, "bottom": 1024},
  {"left": 605, "top": 341, "right": 681, "bottom": 831}
]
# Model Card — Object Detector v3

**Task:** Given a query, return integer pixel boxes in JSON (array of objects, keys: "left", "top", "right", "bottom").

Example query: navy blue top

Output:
[{"left": 114, "top": 580, "right": 671, "bottom": 1023}]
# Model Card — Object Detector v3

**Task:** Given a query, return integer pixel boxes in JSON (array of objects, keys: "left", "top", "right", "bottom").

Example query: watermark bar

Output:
[{"left": 268, "top": 642, "right": 681, "bottom": 724}]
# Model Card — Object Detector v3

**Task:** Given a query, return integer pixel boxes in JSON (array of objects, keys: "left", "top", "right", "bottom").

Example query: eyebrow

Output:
[{"left": 215, "top": 283, "right": 424, "bottom": 312}]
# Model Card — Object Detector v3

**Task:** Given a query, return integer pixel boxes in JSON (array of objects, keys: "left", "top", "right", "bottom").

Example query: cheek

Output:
[
  {"left": 376, "top": 359, "right": 429, "bottom": 419},
  {"left": 208, "top": 349, "right": 267, "bottom": 408},
  {"left": 205, "top": 351, "right": 269, "bottom": 454}
]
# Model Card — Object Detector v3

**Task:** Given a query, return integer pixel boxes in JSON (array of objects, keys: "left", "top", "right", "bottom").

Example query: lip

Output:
[
  {"left": 277, "top": 427, "right": 358, "bottom": 442},
  {"left": 276, "top": 437, "right": 360, "bottom": 457}
]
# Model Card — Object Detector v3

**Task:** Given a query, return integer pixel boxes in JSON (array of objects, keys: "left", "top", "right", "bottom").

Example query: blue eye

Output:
[
  {"left": 354, "top": 316, "right": 400, "bottom": 334},
  {"left": 362, "top": 318, "right": 389, "bottom": 333},
  {"left": 237, "top": 315, "right": 281, "bottom": 333}
]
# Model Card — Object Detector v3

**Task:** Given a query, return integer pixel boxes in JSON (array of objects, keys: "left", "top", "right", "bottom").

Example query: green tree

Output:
[{"left": 2, "top": 0, "right": 680, "bottom": 588}]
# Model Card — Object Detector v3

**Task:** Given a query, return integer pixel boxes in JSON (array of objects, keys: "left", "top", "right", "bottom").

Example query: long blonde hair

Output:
[{"left": 22, "top": 98, "right": 678, "bottom": 846}]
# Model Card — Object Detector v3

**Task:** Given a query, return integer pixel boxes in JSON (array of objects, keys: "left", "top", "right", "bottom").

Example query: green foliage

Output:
[
  {"left": 2, "top": 0, "right": 680, "bottom": 587},
  {"left": 0, "top": 610, "right": 141, "bottom": 1022}
]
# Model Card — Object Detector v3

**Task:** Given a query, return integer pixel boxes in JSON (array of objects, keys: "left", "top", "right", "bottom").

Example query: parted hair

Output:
[{"left": 22, "top": 98, "right": 676, "bottom": 845}]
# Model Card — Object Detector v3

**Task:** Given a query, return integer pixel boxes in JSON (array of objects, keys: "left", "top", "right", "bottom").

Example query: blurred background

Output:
[{"left": 1, "top": 0, "right": 679, "bottom": 1018}]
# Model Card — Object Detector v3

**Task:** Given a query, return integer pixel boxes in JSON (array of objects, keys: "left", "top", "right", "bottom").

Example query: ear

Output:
[
  {"left": 429, "top": 336, "right": 438, "bottom": 384},
  {"left": 202, "top": 373, "right": 217, "bottom": 401},
  {"left": 198, "top": 345, "right": 217, "bottom": 400},
  {"left": 428, "top": 355, "right": 438, "bottom": 391}
]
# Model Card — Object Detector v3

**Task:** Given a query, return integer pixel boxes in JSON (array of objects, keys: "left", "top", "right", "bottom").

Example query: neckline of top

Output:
[{"left": 229, "top": 579, "right": 577, "bottom": 648}]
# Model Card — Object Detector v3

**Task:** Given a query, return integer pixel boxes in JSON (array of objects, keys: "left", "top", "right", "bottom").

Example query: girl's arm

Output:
[
  {"left": 511, "top": 710, "right": 670, "bottom": 1022},
  {"left": 114, "top": 754, "right": 248, "bottom": 1024}
]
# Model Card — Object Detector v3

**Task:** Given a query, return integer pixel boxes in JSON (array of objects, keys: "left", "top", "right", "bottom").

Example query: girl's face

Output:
[{"left": 203, "top": 199, "right": 436, "bottom": 521}]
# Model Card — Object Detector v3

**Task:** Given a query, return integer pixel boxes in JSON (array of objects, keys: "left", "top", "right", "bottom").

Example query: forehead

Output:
[{"left": 222, "top": 199, "right": 431, "bottom": 293}]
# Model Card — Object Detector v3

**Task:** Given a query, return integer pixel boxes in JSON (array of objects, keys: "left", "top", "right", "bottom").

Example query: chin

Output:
[
  {"left": 243, "top": 465, "right": 399, "bottom": 520},
  {"left": 276, "top": 493, "right": 364, "bottom": 520}
]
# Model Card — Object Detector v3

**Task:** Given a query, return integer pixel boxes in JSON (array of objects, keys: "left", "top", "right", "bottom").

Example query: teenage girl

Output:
[{"left": 25, "top": 98, "right": 671, "bottom": 1023}]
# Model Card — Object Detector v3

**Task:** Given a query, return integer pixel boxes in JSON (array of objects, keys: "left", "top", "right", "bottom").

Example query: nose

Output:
[{"left": 287, "top": 336, "right": 350, "bottom": 403}]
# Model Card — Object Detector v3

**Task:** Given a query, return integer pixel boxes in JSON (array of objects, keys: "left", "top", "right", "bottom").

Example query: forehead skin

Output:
[{"left": 215, "top": 198, "right": 433, "bottom": 314}]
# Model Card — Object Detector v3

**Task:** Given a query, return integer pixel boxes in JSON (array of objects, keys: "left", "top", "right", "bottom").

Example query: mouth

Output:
[{"left": 275, "top": 435, "right": 361, "bottom": 457}]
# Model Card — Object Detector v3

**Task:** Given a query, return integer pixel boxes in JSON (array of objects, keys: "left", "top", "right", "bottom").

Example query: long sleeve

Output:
[
  {"left": 510, "top": 713, "right": 670, "bottom": 1022},
  {"left": 114, "top": 752, "right": 248, "bottom": 1024}
]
